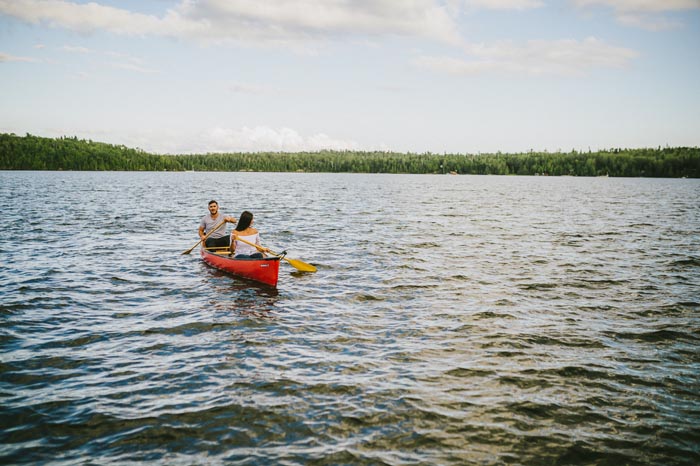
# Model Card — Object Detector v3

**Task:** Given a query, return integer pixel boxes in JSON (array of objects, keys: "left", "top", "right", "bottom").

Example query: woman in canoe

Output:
[{"left": 229, "top": 211, "right": 270, "bottom": 259}]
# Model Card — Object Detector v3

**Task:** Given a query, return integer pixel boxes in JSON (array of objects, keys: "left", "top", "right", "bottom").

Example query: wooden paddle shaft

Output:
[
  {"left": 231, "top": 235, "right": 268, "bottom": 253},
  {"left": 182, "top": 219, "right": 227, "bottom": 254}
]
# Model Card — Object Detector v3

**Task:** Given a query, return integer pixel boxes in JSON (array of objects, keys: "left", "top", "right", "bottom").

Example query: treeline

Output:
[
  {"left": 0, "top": 133, "right": 181, "bottom": 171},
  {"left": 1, "top": 133, "right": 698, "bottom": 177}
]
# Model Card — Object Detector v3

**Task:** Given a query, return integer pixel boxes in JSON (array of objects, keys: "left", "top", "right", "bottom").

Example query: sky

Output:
[{"left": 1, "top": 0, "right": 699, "bottom": 155}]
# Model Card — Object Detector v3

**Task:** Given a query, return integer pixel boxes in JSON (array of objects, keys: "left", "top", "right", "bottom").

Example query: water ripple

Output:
[{"left": 1, "top": 172, "right": 699, "bottom": 465}]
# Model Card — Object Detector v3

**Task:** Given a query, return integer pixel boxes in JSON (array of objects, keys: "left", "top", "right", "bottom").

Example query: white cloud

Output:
[
  {"left": 57, "top": 45, "right": 158, "bottom": 73},
  {"left": 461, "top": 0, "right": 544, "bottom": 10},
  {"left": 61, "top": 45, "right": 91, "bottom": 53},
  {"left": 413, "top": 37, "right": 639, "bottom": 75},
  {"left": 180, "top": 0, "right": 462, "bottom": 44},
  {"left": 108, "top": 62, "right": 158, "bottom": 74},
  {"left": 0, "top": 52, "right": 38, "bottom": 62},
  {"left": 573, "top": 0, "right": 700, "bottom": 12},
  {"left": 194, "top": 126, "right": 360, "bottom": 153},
  {"left": 0, "top": 0, "right": 167, "bottom": 34},
  {"left": 38, "top": 125, "right": 359, "bottom": 154},
  {"left": 228, "top": 82, "right": 283, "bottom": 96},
  {"left": 0, "top": 0, "right": 463, "bottom": 46},
  {"left": 573, "top": 0, "right": 700, "bottom": 30},
  {"left": 615, "top": 13, "right": 684, "bottom": 31}
]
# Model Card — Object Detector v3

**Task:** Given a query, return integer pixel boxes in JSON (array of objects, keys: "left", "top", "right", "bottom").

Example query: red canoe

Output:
[{"left": 200, "top": 248, "right": 281, "bottom": 287}]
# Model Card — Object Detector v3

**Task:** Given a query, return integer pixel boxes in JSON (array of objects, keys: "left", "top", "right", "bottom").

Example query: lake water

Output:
[{"left": 1, "top": 171, "right": 699, "bottom": 465}]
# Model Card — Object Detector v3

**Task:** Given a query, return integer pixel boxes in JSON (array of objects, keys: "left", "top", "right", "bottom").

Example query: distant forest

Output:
[{"left": 1, "top": 133, "right": 698, "bottom": 177}]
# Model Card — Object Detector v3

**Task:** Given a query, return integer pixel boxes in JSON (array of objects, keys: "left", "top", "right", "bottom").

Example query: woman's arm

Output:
[
  {"left": 229, "top": 232, "right": 237, "bottom": 255},
  {"left": 256, "top": 234, "right": 270, "bottom": 257}
]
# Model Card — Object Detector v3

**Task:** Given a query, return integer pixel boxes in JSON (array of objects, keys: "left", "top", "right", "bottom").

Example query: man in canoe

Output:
[{"left": 199, "top": 200, "right": 237, "bottom": 249}]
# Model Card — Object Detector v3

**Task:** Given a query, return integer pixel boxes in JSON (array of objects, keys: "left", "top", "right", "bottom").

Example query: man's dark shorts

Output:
[{"left": 205, "top": 236, "right": 230, "bottom": 248}]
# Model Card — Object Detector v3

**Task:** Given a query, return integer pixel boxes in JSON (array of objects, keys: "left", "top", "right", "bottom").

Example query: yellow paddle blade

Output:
[
  {"left": 233, "top": 235, "right": 316, "bottom": 272},
  {"left": 284, "top": 257, "right": 317, "bottom": 273}
]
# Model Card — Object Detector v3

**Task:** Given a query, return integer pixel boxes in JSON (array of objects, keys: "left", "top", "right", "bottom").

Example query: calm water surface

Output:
[{"left": 1, "top": 171, "right": 699, "bottom": 465}]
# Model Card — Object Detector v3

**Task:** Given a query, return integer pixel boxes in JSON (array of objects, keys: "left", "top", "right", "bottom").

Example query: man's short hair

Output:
[{"left": 208, "top": 200, "right": 218, "bottom": 206}]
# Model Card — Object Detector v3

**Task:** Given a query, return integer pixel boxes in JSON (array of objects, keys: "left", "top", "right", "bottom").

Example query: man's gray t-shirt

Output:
[{"left": 200, "top": 214, "right": 228, "bottom": 239}]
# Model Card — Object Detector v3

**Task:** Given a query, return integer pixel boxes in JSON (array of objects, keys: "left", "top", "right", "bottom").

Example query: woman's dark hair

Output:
[{"left": 235, "top": 211, "right": 254, "bottom": 231}]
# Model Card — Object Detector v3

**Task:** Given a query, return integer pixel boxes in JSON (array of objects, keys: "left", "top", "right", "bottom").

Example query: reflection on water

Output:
[{"left": 1, "top": 171, "right": 699, "bottom": 465}]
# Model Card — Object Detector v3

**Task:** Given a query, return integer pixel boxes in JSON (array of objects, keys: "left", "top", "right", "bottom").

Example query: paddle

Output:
[
  {"left": 181, "top": 219, "right": 226, "bottom": 255},
  {"left": 233, "top": 235, "right": 317, "bottom": 273}
]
